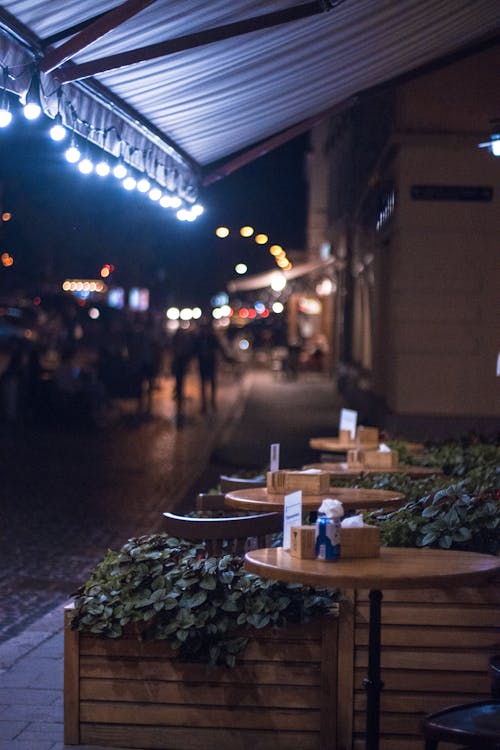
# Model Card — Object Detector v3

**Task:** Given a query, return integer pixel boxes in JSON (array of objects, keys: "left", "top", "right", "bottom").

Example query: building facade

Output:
[{"left": 307, "top": 43, "right": 500, "bottom": 439}]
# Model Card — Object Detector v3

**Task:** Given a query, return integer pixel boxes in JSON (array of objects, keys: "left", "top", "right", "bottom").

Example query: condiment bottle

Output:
[{"left": 315, "top": 498, "right": 344, "bottom": 561}]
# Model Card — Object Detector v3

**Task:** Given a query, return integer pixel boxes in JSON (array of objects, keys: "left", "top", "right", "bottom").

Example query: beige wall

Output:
[{"left": 384, "top": 140, "right": 499, "bottom": 416}]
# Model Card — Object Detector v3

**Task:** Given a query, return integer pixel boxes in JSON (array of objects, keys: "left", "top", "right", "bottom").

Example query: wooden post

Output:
[
  {"left": 337, "top": 593, "right": 356, "bottom": 750},
  {"left": 64, "top": 605, "right": 80, "bottom": 744}
]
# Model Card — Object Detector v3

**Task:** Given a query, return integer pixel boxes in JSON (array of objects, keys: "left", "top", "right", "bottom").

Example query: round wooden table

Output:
[
  {"left": 245, "top": 546, "right": 500, "bottom": 750},
  {"left": 225, "top": 486, "right": 406, "bottom": 513},
  {"left": 304, "top": 461, "right": 441, "bottom": 479}
]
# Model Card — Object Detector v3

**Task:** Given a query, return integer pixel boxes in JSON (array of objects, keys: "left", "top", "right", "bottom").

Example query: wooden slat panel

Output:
[
  {"left": 80, "top": 655, "right": 321, "bottom": 685},
  {"left": 356, "top": 604, "right": 500, "bottom": 627},
  {"left": 320, "top": 614, "right": 338, "bottom": 745},
  {"left": 354, "top": 710, "right": 424, "bottom": 733},
  {"left": 356, "top": 586, "right": 500, "bottom": 605},
  {"left": 354, "top": 667, "right": 490, "bottom": 693},
  {"left": 80, "top": 678, "right": 321, "bottom": 708},
  {"left": 353, "top": 736, "right": 457, "bottom": 750},
  {"left": 336, "top": 593, "right": 355, "bottom": 750},
  {"left": 354, "top": 691, "right": 485, "bottom": 713},
  {"left": 82, "top": 724, "right": 320, "bottom": 750},
  {"left": 351, "top": 582, "right": 499, "bottom": 750},
  {"left": 355, "top": 624, "right": 500, "bottom": 648},
  {"left": 78, "top": 618, "right": 328, "bottom": 657},
  {"left": 239, "top": 640, "right": 321, "bottom": 661},
  {"left": 80, "top": 701, "right": 320, "bottom": 730},
  {"left": 355, "top": 649, "right": 493, "bottom": 671}
]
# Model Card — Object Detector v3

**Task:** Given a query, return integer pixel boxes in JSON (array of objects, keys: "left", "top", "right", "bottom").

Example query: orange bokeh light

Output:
[{"left": 255, "top": 233, "right": 268, "bottom": 245}]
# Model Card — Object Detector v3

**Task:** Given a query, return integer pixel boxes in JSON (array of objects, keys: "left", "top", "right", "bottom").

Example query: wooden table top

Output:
[
  {"left": 245, "top": 547, "right": 500, "bottom": 590},
  {"left": 309, "top": 437, "right": 425, "bottom": 454},
  {"left": 309, "top": 437, "right": 378, "bottom": 452},
  {"left": 225, "top": 486, "right": 406, "bottom": 512},
  {"left": 304, "top": 461, "right": 441, "bottom": 479}
]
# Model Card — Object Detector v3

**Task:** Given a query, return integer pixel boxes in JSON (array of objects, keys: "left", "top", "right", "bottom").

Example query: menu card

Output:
[
  {"left": 270, "top": 443, "right": 280, "bottom": 471},
  {"left": 339, "top": 408, "right": 357, "bottom": 440},
  {"left": 283, "top": 490, "right": 302, "bottom": 549}
]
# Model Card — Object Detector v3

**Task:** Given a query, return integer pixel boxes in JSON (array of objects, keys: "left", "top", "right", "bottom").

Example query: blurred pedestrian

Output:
[
  {"left": 171, "top": 326, "right": 194, "bottom": 427},
  {"left": 193, "top": 318, "right": 224, "bottom": 414}
]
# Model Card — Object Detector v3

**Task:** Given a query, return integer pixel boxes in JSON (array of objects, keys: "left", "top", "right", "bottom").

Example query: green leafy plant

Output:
[
  {"left": 368, "top": 480, "right": 499, "bottom": 554},
  {"left": 71, "top": 533, "right": 338, "bottom": 667}
]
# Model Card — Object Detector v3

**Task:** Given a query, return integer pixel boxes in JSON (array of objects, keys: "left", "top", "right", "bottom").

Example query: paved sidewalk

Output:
[{"left": 0, "top": 368, "right": 342, "bottom": 749}]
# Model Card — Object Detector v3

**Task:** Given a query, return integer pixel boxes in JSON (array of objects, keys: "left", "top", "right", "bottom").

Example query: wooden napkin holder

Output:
[
  {"left": 340, "top": 525, "right": 380, "bottom": 558},
  {"left": 289, "top": 524, "right": 380, "bottom": 559},
  {"left": 347, "top": 448, "right": 399, "bottom": 470},
  {"left": 267, "top": 470, "right": 330, "bottom": 495},
  {"left": 356, "top": 426, "right": 380, "bottom": 445},
  {"left": 290, "top": 526, "right": 316, "bottom": 559}
]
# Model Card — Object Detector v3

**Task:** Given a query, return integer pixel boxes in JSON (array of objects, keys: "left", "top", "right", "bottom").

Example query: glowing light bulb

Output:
[
  {"left": 78, "top": 157, "right": 93, "bottom": 174},
  {"left": 65, "top": 144, "right": 81, "bottom": 163},
  {"left": 215, "top": 226, "right": 230, "bottom": 238},
  {"left": 113, "top": 161, "right": 127, "bottom": 179},
  {"left": 95, "top": 160, "right": 110, "bottom": 176},
  {"left": 0, "top": 106, "right": 12, "bottom": 128},
  {"left": 23, "top": 101, "right": 41, "bottom": 120},
  {"left": 149, "top": 187, "right": 162, "bottom": 201},
  {"left": 49, "top": 115, "right": 66, "bottom": 141},
  {"left": 137, "top": 177, "right": 150, "bottom": 193},
  {"left": 123, "top": 176, "right": 136, "bottom": 190}
]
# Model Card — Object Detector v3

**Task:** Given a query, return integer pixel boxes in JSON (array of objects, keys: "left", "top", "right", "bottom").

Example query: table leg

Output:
[{"left": 362, "top": 589, "right": 384, "bottom": 750}]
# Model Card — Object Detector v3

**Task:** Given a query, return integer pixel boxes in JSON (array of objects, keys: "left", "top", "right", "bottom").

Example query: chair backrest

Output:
[
  {"left": 163, "top": 510, "right": 283, "bottom": 555},
  {"left": 195, "top": 493, "right": 228, "bottom": 512},
  {"left": 219, "top": 474, "right": 266, "bottom": 493}
]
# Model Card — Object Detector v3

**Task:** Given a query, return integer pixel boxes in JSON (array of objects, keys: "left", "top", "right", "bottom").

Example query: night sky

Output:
[{"left": 0, "top": 113, "right": 308, "bottom": 309}]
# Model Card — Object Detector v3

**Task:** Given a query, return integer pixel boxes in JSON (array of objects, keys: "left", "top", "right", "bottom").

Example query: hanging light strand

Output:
[{"left": 0, "top": 62, "right": 203, "bottom": 221}]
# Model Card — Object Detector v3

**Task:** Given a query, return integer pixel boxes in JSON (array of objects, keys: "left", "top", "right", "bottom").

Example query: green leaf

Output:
[
  {"left": 199, "top": 575, "right": 217, "bottom": 590},
  {"left": 180, "top": 590, "right": 207, "bottom": 608}
]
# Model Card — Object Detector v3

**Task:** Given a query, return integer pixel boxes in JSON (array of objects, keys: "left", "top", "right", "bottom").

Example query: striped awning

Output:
[{"left": 0, "top": 0, "right": 498, "bottom": 198}]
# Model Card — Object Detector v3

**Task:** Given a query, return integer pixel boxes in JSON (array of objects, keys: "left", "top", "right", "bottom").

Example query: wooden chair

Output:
[
  {"left": 421, "top": 656, "right": 500, "bottom": 750},
  {"left": 162, "top": 509, "right": 283, "bottom": 555}
]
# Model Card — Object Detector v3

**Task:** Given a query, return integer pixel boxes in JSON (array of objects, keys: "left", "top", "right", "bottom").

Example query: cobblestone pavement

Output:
[{"left": 0, "top": 366, "right": 243, "bottom": 644}]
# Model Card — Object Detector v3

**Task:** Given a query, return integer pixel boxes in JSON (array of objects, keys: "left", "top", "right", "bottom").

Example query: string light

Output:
[
  {"left": 22, "top": 72, "right": 42, "bottom": 120},
  {"left": 0, "top": 66, "right": 204, "bottom": 222},
  {"left": 49, "top": 89, "right": 66, "bottom": 141}
]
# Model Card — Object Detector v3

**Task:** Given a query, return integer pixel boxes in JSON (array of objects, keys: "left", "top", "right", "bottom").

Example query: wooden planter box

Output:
[
  {"left": 64, "top": 608, "right": 339, "bottom": 750},
  {"left": 338, "top": 582, "right": 500, "bottom": 750},
  {"left": 65, "top": 581, "right": 499, "bottom": 750}
]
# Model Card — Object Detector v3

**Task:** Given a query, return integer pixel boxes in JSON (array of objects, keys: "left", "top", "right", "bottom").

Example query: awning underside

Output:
[{"left": 0, "top": 0, "right": 498, "bottom": 197}]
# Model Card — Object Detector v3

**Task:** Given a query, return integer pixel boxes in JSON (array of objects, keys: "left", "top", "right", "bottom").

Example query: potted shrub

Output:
[{"left": 65, "top": 533, "right": 340, "bottom": 749}]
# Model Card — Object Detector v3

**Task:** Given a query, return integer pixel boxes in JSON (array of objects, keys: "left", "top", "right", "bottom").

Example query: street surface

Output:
[
  {"left": 0, "top": 368, "right": 241, "bottom": 643},
  {"left": 0, "top": 365, "right": 342, "bottom": 644}
]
